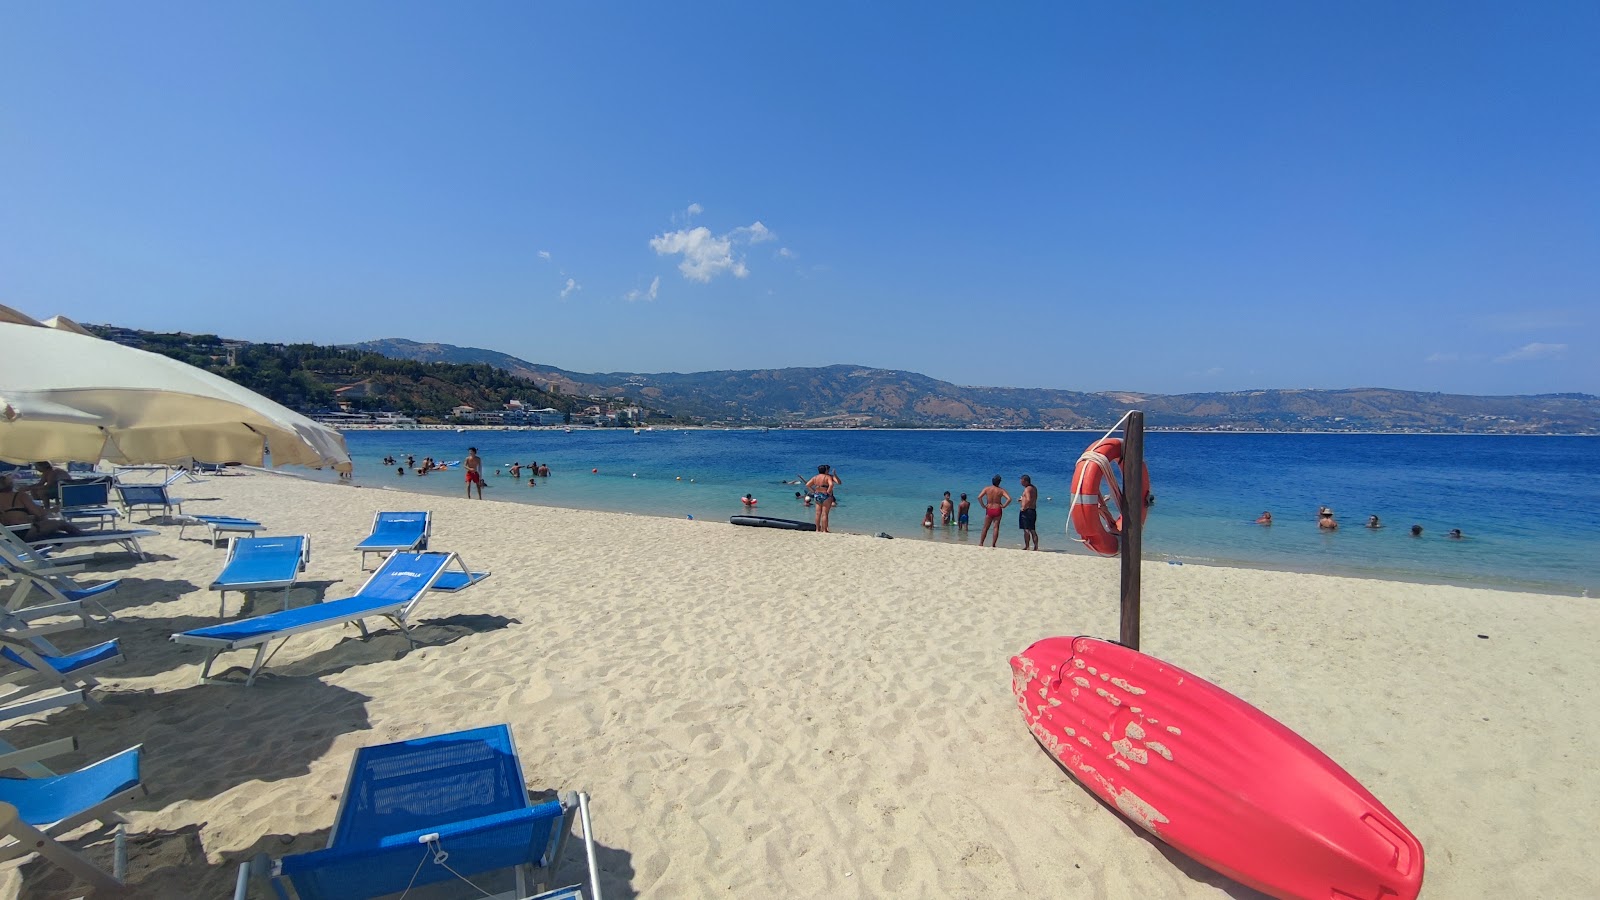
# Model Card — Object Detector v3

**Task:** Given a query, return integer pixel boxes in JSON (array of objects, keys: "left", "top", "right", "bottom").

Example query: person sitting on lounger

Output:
[{"left": 0, "top": 473, "right": 84, "bottom": 540}]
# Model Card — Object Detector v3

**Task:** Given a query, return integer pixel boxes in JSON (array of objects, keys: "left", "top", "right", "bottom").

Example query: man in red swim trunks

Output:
[
  {"left": 977, "top": 474, "right": 1011, "bottom": 548},
  {"left": 465, "top": 447, "right": 485, "bottom": 499}
]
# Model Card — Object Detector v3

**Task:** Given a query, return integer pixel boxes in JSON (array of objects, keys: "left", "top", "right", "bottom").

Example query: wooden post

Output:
[{"left": 1119, "top": 411, "right": 1145, "bottom": 650}]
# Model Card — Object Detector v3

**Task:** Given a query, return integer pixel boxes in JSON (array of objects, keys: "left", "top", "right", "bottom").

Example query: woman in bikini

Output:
[
  {"left": 0, "top": 474, "right": 83, "bottom": 541},
  {"left": 805, "top": 464, "right": 840, "bottom": 533}
]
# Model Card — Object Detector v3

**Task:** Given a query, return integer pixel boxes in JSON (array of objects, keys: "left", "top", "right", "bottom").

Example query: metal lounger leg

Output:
[
  {"left": 244, "top": 643, "right": 273, "bottom": 687},
  {"left": 0, "top": 804, "right": 123, "bottom": 893}
]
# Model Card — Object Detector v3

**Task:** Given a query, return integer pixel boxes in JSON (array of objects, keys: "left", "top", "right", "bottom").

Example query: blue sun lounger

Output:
[
  {"left": 56, "top": 482, "right": 121, "bottom": 531},
  {"left": 170, "top": 551, "right": 479, "bottom": 686},
  {"left": 354, "top": 511, "right": 431, "bottom": 569},
  {"left": 175, "top": 514, "right": 264, "bottom": 546},
  {"left": 0, "top": 634, "right": 125, "bottom": 709},
  {"left": 115, "top": 483, "right": 183, "bottom": 521},
  {"left": 209, "top": 535, "right": 311, "bottom": 617},
  {"left": 0, "top": 740, "right": 146, "bottom": 893},
  {"left": 235, "top": 724, "right": 599, "bottom": 900}
]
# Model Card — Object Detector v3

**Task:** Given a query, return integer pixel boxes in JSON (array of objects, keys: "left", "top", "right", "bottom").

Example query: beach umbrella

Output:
[
  {"left": 0, "top": 321, "right": 352, "bottom": 473},
  {"left": 0, "top": 304, "right": 45, "bottom": 327},
  {"left": 42, "top": 315, "right": 94, "bottom": 336}
]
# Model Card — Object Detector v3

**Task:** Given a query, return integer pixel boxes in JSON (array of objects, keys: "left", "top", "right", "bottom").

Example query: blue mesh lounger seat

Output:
[
  {"left": 114, "top": 483, "right": 183, "bottom": 520},
  {"left": 175, "top": 514, "right": 264, "bottom": 546},
  {"left": 55, "top": 482, "right": 121, "bottom": 531},
  {"left": 0, "top": 636, "right": 124, "bottom": 708},
  {"left": 170, "top": 551, "right": 482, "bottom": 686},
  {"left": 0, "top": 741, "right": 146, "bottom": 893},
  {"left": 237, "top": 724, "right": 599, "bottom": 900},
  {"left": 208, "top": 535, "right": 310, "bottom": 617},
  {"left": 354, "top": 512, "right": 431, "bottom": 570}
]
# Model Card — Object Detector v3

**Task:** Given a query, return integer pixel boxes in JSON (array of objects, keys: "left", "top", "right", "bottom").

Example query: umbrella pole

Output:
[{"left": 1119, "top": 411, "right": 1145, "bottom": 650}]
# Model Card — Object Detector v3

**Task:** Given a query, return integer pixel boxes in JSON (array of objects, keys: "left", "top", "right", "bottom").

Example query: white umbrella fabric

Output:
[
  {"left": 0, "top": 322, "right": 352, "bottom": 473},
  {"left": 43, "top": 315, "right": 94, "bottom": 336}
]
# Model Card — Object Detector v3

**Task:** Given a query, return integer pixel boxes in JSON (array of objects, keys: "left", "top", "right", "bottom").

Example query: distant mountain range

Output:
[{"left": 349, "top": 339, "right": 1600, "bottom": 433}]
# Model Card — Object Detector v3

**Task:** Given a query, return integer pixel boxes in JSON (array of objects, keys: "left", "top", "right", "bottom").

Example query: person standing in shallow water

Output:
[
  {"left": 939, "top": 491, "right": 954, "bottom": 526},
  {"left": 464, "top": 447, "right": 485, "bottom": 499},
  {"left": 978, "top": 475, "right": 1011, "bottom": 548},
  {"left": 1018, "top": 475, "right": 1039, "bottom": 550},
  {"left": 805, "top": 464, "right": 840, "bottom": 533}
]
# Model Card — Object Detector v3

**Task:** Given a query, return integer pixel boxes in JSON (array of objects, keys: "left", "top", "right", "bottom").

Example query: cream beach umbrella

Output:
[
  {"left": 0, "top": 304, "right": 45, "bottom": 327},
  {"left": 0, "top": 322, "right": 352, "bottom": 473},
  {"left": 42, "top": 315, "right": 94, "bottom": 336}
]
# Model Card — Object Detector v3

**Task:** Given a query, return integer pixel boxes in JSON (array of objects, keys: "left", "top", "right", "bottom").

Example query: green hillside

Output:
[{"left": 88, "top": 326, "right": 575, "bottom": 419}]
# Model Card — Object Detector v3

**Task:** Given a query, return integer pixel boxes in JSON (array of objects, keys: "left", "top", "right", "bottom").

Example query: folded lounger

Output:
[
  {"left": 55, "top": 482, "right": 121, "bottom": 531},
  {"left": 171, "top": 551, "right": 483, "bottom": 686},
  {"left": 236, "top": 724, "right": 599, "bottom": 900},
  {"left": 114, "top": 483, "right": 183, "bottom": 521},
  {"left": 175, "top": 514, "right": 264, "bottom": 546},
  {"left": 0, "top": 538, "right": 118, "bottom": 628},
  {"left": 0, "top": 740, "right": 146, "bottom": 893},
  {"left": 353, "top": 511, "right": 431, "bottom": 569},
  {"left": 209, "top": 535, "right": 310, "bottom": 617},
  {"left": 1, "top": 521, "right": 155, "bottom": 563}
]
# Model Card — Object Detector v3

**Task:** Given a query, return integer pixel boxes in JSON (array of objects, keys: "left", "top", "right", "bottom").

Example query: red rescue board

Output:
[{"left": 1010, "top": 636, "right": 1423, "bottom": 900}]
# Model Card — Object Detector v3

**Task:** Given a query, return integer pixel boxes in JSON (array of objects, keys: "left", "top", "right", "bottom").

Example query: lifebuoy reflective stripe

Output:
[{"left": 1068, "top": 437, "right": 1152, "bottom": 556}]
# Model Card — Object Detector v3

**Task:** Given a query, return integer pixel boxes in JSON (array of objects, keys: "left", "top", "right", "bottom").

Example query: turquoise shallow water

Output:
[{"left": 328, "top": 429, "right": 1600, "bottom": 596}]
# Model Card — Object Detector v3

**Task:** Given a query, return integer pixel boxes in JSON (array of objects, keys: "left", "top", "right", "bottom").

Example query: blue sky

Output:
[{"left": 3, "top": 3, "right": 1595, "bottom": 396}]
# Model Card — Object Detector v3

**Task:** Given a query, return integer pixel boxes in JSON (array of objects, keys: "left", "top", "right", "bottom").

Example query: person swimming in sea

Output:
[
  {"left": 1255, "top": 511, "right": 1273, "bottom": 525},
  {"left": 1318, "top": 507, "right": 1338, "bottom": 530},
  {"left": 1448, "top": 528, "right": 1464, "bottom": 539},
  {"left": 1366, "top": 515, "right": 1382, "bottom": 529},
  {"left": 1410, "top": 524, "right": 1423, "bottom": 537}
]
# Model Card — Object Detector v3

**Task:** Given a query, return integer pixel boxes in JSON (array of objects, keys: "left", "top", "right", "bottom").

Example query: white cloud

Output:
[
  {"left": 1494, "top": 342, "right": 1567, "bottom": 363},
  {"left": 732, "top": 221, "right": 775, "bottom": 243},
  {"left": 778, "top": 247, "right": 796, "bottom": 259},
  {"left": 686, "top": 202, "right": 703, "bottom": 217},
  {"left": 650, "top": 225, "right": 749, "bottom": 282},
  {"left": 625, "top": 276, "right": 661, "bottom": 303},
  {"left": 1425, "top": 352, "right": 1458, "bottom": 363},
  {"left": 538, "top": 250, "right": 551, "bottom": 261},
  {"left": 560, "top": 278, "right": 580, "bottom": 298}
]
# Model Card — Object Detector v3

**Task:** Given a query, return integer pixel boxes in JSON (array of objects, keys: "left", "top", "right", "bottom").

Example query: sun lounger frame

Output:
[
  {"left": 171, "top": 551, "right": 476, "bottom": 686},
  {"left": 176, "top": 514, "right": 265, "bottom": 546},
  {"left": 354, "top": 511, "right": 432, "bottom": 570},
  {"left": 209, "top": 534, "right": 310, "bottom": 617}
]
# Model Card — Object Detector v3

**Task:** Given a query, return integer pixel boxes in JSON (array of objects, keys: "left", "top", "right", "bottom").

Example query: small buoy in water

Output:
[
  {"left": 591, "top": 468, "right": 598, "bottom": 473},
  {"left": 1046, "top": 496, "right": 1052, "bottom": 501},
  {"left": 632, "top": 473, "right": 637, "bottom": 478},
  {"left": 676, "top": 476, "right": 681, "bottom": 480}
]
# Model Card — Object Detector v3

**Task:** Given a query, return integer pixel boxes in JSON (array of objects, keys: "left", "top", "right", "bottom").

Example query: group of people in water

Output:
[
  {"left": 920, "top": 474, "right": 1040, "bottom": 549},
  {"left": 1257, "top": 508, "right": 1464, "bottom": 539},
  {"left": 386, "top": 450, "right": 552, "bottom": 496}
]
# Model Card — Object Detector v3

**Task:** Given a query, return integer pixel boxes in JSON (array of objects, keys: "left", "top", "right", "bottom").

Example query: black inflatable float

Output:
[{"left": 730, "top": 515, "right": 817, "bottom": 531}]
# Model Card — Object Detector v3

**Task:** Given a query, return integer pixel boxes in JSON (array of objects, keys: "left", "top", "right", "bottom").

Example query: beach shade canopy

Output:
[
  {"left": 0, "top": 304, "right": 45, "bottom": 327},
  {"left": 43, "top": 315, "right": 94, "bottom": 336},
  {"left": 0, "top": 321, "right": 352, "bottom": 473}
]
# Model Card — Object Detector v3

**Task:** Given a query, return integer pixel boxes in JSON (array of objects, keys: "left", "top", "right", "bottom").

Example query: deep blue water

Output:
[{"left": 331, "top": 429, "right": 1599, "bottom": 596}]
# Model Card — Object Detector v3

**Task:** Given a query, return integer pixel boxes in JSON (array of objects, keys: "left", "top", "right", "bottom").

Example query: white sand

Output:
[{"left": 3, "top": 471, "right": 1597, "bottom": 898}]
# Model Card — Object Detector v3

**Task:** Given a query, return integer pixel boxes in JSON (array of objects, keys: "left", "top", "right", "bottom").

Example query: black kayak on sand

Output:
[{"left": 730, "top": 515, "right": 817, "bottom": 531}]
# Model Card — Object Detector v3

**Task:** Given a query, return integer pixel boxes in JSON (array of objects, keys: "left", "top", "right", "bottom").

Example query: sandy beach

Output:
[{"left": 3, "top": 470, "right": 1597, "bottom": 899}]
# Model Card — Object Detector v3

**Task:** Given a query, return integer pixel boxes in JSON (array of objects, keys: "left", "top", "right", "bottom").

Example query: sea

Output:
[{"left": 324, "top": 429, "right": 1599, "bottom": 597}]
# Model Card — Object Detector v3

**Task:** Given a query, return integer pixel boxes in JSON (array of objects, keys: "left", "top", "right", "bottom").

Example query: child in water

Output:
[{"left": 923, "top": 506, "right": 935, "bottom": 529}]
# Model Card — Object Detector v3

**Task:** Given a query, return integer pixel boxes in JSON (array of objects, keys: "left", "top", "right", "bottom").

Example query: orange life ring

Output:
[{"left": 1069, "top": 437, "right": 1152, "bottom": 556}]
